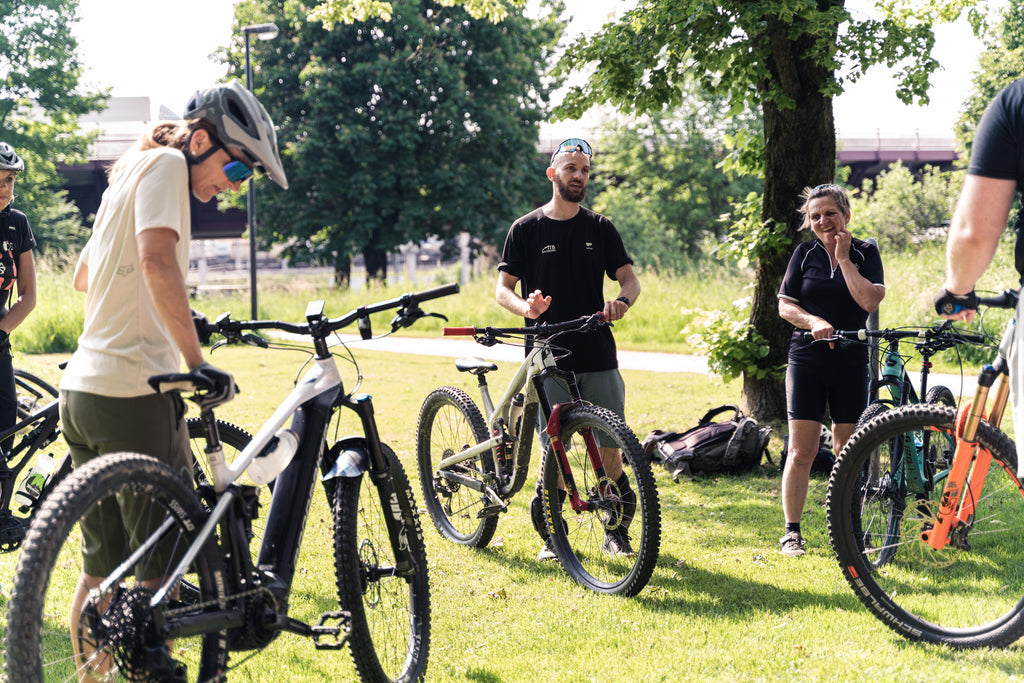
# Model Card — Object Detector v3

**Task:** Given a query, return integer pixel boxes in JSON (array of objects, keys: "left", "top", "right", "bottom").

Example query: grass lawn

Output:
[{"left": 3, "top": 343, "right": 1023, "bottom": 682}]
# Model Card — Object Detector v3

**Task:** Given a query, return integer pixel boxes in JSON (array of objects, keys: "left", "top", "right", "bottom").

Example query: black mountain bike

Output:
[{"left": 5, "top": 284, "right": 458, "bottom": 682}]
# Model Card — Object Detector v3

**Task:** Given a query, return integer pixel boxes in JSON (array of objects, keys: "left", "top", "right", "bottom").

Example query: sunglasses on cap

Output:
[
  {"left": 208, "top": 136, "right": 255, "bottom": 183},
  {"left": 550, "top": 138, "right": 593, "bottom": 164}
]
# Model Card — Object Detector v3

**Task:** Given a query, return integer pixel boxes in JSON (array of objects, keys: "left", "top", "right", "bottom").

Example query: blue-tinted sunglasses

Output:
[
  {"left": 208, "top": 136, "right": 255, "bottom": 183},
  {"left": 550, "top": 138, "right": 593, "bottom": 163}
]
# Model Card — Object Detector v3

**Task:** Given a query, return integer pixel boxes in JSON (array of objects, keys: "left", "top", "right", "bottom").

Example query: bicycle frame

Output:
[
  {"left": 140, "top": 294, "right": 446, "bottom": 622},
  {"left": 439, "top": 316, "right": 612, "bottom": 514}
]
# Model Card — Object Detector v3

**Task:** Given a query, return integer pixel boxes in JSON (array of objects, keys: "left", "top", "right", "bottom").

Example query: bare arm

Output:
[
  {"left": 73, "top": 242, "right": 90, "bottom": 292},
  {"left": 603, "top": 263, "right": 641, "bottom": 322},
  {"left": 0, "top": 250, "right": 36, "bottom": 334},
  {"left": 137, "top": 227, "right": 203, "bottom": 370},
  {"left": 832, "top": 229, "right": 885, "bottom": 313},
  {"left": 779, "top": 298, "right": 834, "bottom": 340},
  {"left": 940, "top": 175, "right": 1017, "bottom": 321},
  {"left": 496, "top": 270, "right": 550, "bottom": 319}
]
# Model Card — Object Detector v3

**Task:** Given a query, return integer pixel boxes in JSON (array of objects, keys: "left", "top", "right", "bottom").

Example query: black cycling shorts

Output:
[{"left": 785, "top": 359, "right": 868, "bottom": 424}]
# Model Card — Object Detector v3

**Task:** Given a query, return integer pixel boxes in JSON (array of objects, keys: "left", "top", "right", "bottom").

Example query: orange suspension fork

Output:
[{"left": 921, "top": 365, "right": 1003, "bottom": 550}]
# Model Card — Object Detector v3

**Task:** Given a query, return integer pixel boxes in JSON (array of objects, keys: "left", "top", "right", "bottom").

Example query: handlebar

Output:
[
  {"left": 802, "top": 324, "right": 987, "bottom": 348},
  {"left": 976, "top": 288, "right": 1019, "bottom": 310},
  {"left": 200, "top": 282, "right": 461, "bottom": 346},
  {"left": 443, "top": 312, "right": 608, "bottom": 343}
]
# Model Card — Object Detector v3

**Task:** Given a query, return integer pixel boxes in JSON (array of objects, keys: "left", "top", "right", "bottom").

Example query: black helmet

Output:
[
  {"left": 0, "top": 143, "right": 24, "bottom": 173},
  {"left": 183, "top": 80, "right": 288, "bottom": 189}
]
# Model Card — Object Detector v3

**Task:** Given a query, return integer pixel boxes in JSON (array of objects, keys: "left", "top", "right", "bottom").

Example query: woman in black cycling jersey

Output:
[{"left": 776, "top": 184, "right": 885, "bottom": 556}]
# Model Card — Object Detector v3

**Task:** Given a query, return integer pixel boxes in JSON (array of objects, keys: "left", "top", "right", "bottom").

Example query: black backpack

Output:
[
  {"left": 641, "top": 405, "right": 772, "bottom": 482},
  {"left": 779, "top": 432, "right": 836, "bottom": 475}
]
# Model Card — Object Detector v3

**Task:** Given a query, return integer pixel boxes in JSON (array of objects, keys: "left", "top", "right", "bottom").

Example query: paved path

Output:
[
  {"left": 332, "top": 334, "right": 709, "bottom": 374},
  {"left": 330, "top": 333, "right": 982, "bottom": 398}
]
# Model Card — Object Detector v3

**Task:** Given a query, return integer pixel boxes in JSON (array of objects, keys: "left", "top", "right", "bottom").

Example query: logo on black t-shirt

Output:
[{"left": 542, "top": 245, "right": 556, "bottom": 254}]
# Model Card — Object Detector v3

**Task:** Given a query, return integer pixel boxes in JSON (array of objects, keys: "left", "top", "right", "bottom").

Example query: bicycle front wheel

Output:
[
  {"left": 6, "top": 453, "right": 228, "bottom": 682},
  {"left": 333, "top": 443, "right": 431, "bottom": 683},
  {"left": 828, "top": 403, "right": 1024, "bottom": 648},
  {"left": 416, "top": 386, "right": 497, "bottom": 547},
  {"left": 542, "top": 403, "right": 661, "bottom": 596}
]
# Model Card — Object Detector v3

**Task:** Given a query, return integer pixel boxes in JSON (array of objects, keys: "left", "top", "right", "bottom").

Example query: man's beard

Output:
[{"left": 555, "top": 176, "right": 587, "bottom": 203}]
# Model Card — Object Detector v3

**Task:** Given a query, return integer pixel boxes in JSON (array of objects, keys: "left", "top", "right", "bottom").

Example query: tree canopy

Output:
[
  {"left": 956, "top": 0, "right": 1024, "bottom": 156},
  {"left": 285, "top": 0, "right": 989, "bottom": 420},
  {"left": 550, "top": 0, "right": 986, "bottom": 418},
  {"left": 230, "top": 0, "right": 560, "bottom": 284},
  {"left": 1, "top": 0, "right": 105, "bottom": 255}
]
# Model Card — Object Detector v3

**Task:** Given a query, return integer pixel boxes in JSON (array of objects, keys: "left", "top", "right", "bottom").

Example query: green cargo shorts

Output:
[{"left": 60, "top": 390, "right": 191, "bottom": 579}]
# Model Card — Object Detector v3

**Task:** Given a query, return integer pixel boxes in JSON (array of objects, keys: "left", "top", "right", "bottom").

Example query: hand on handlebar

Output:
[
  {"left": 192, "top": 361, "right": 238, "bottom": 408},
  {"left": 809, "top": 319, "right": 835, "bottom": 349},
  {"left": 933, "top": 288, "right": 979, "bottom": 323}
]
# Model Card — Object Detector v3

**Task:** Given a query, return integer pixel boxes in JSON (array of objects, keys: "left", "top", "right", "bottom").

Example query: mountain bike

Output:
[
  {"left": 852, "top": 322, "right": 986, "bottom": 426},
  {"left": 5, "top": 284, "right": 458, "bottom": 682},
  {"left": 0, "top": 368, "right": 67, "bottom": 553},
  {"left": 416, "top": 313, "right": 660, "bottom": 597},
  {"left": 812, "top": 324, "right": 987, "bottom": 567},
  {"left": 826, "top": 289, "right": 1024, "bottom": 647}
]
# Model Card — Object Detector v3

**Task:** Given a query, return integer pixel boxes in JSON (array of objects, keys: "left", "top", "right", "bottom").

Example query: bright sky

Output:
[{"left": 72, "top": 0, "right": 989, "bottom": 139}]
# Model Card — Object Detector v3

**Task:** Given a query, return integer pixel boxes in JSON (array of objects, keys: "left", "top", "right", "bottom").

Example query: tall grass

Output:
[{"left": 21, "top": 235, "right": 1019, "bottom": 360}]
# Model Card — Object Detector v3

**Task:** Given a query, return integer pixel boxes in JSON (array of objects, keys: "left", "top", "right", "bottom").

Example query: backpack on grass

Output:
[
  {"left": 641, "top": 405, "right": 772, "bottom": 482},
  {"left": 778, "top": 427, "right": 836, "bottom": 475}
]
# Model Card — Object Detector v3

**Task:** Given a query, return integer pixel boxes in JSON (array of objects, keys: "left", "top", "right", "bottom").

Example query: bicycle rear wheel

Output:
[
  {"left": 333, "top": 443, "right": 431, "bottom": 683},
  {"left": 186, "top": 417, "right": 263, "bottom": 559},
  {"left": 542, "top": 403, "right": 660, "bottom": 596},
  {"left": 828, "top": 403, "right": 1024, "bottom": 647},
  {"left": 14, "top": 369, "right": 57, "bottom": 420},
  {"left": 6, "top": 453, "right": 228, "bottom": 681},
  {"left": 416, "top": 386, "right": 497, "bottom": 547}
]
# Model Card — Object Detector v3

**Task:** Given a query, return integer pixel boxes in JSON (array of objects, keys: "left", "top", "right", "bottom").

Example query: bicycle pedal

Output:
[
  {"left": 312, "top": 611, "right": 352, "bottom": 650},
  {"left": 477, "top": 504, "right": 506, "bottom": 518}
]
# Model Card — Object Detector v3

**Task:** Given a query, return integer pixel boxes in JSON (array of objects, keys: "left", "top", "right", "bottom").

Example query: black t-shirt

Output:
[
  {"left": 778, "top": 237, "right": 885, "bottom": 365},
  {"left": 966, "top": 77, "right": 1024, "bottom": 275},
  {"left": 0, "top": 207, "right": 36, "bottom": 311},
  {"left": 498, "top": 206, "right": 631, "bottom": 372}
]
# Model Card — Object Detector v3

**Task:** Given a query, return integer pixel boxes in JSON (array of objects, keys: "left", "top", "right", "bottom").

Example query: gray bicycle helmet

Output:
[
  {"left": 182, "top": 80, "right": 288, "bottom": 189},
  {"left": 0, "top": 143, "right": 24, "bottom": 173}
]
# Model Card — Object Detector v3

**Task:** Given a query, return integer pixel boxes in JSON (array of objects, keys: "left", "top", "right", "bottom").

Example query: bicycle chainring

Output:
[{"left": 0, "top": 512, "right": 26, "bottom": 552}]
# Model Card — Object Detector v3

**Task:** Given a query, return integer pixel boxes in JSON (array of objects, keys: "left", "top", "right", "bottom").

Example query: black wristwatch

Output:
[{"left": 615, "top": 296, "right": 631, "bottom": 307}]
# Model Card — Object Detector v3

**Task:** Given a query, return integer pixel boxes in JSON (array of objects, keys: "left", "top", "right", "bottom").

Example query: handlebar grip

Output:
[
  {"left": 443, "top": 327, "right": 477, "bottom": 336},
  {"left": 976, "top": 289, "right": 1019, "bottom": 310},
  {"left": 413, "top": 282, "right": 461, "bottom": 303}
]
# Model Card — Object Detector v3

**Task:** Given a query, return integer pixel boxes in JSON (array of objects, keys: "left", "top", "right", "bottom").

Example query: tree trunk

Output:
[
  {"left": 363, "top": 244, "right": 389, "bottom": 283},
  {"left": 333, "top": 253, "right": 352, "bottom": 290},
  {"left": 742, "top": 12, "right": 838, "bottom": 423}
]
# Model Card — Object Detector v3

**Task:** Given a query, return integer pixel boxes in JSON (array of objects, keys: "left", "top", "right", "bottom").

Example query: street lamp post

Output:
[{"left": 242, "top": 22, "right": 279, "bottom": 319}]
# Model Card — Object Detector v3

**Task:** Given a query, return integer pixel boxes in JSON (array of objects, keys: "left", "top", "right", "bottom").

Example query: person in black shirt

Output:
[
  {"left": 0, "top": 143, "right": 37, "bottom": 445},
  {"left": 497, "top": 138, "right": 641, "bottom": 561},
  {"left": 935, "top": 77, "right": 1024, "bottom": 478},
  {"left": 777, "top": 183, "right": 885, "bottom": 556}
]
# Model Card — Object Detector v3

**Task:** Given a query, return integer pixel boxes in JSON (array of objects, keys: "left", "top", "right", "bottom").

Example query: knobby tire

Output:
[
  {"left": 416, "top": 386, "right": 497, "bottom": 547},
  {"left": 5, "top": 453, "right": 228, "bottom": 681},
  {"left": 827, "top": 403, "right": 1024, "bottom": 648},
  {"left": 333, "top": 443, "right": 431, "bottom": 682},
  {"left": 542, "top": 403, "right": 660, "bottom": 597}
]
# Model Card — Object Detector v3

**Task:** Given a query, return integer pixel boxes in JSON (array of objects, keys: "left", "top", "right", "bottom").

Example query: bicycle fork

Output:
[
  {"left": 537, "top": 371, "right": 614, "bottom": 515},
  {"left": 921, "top": 360, "right": 1010, "bottom": 550}
]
